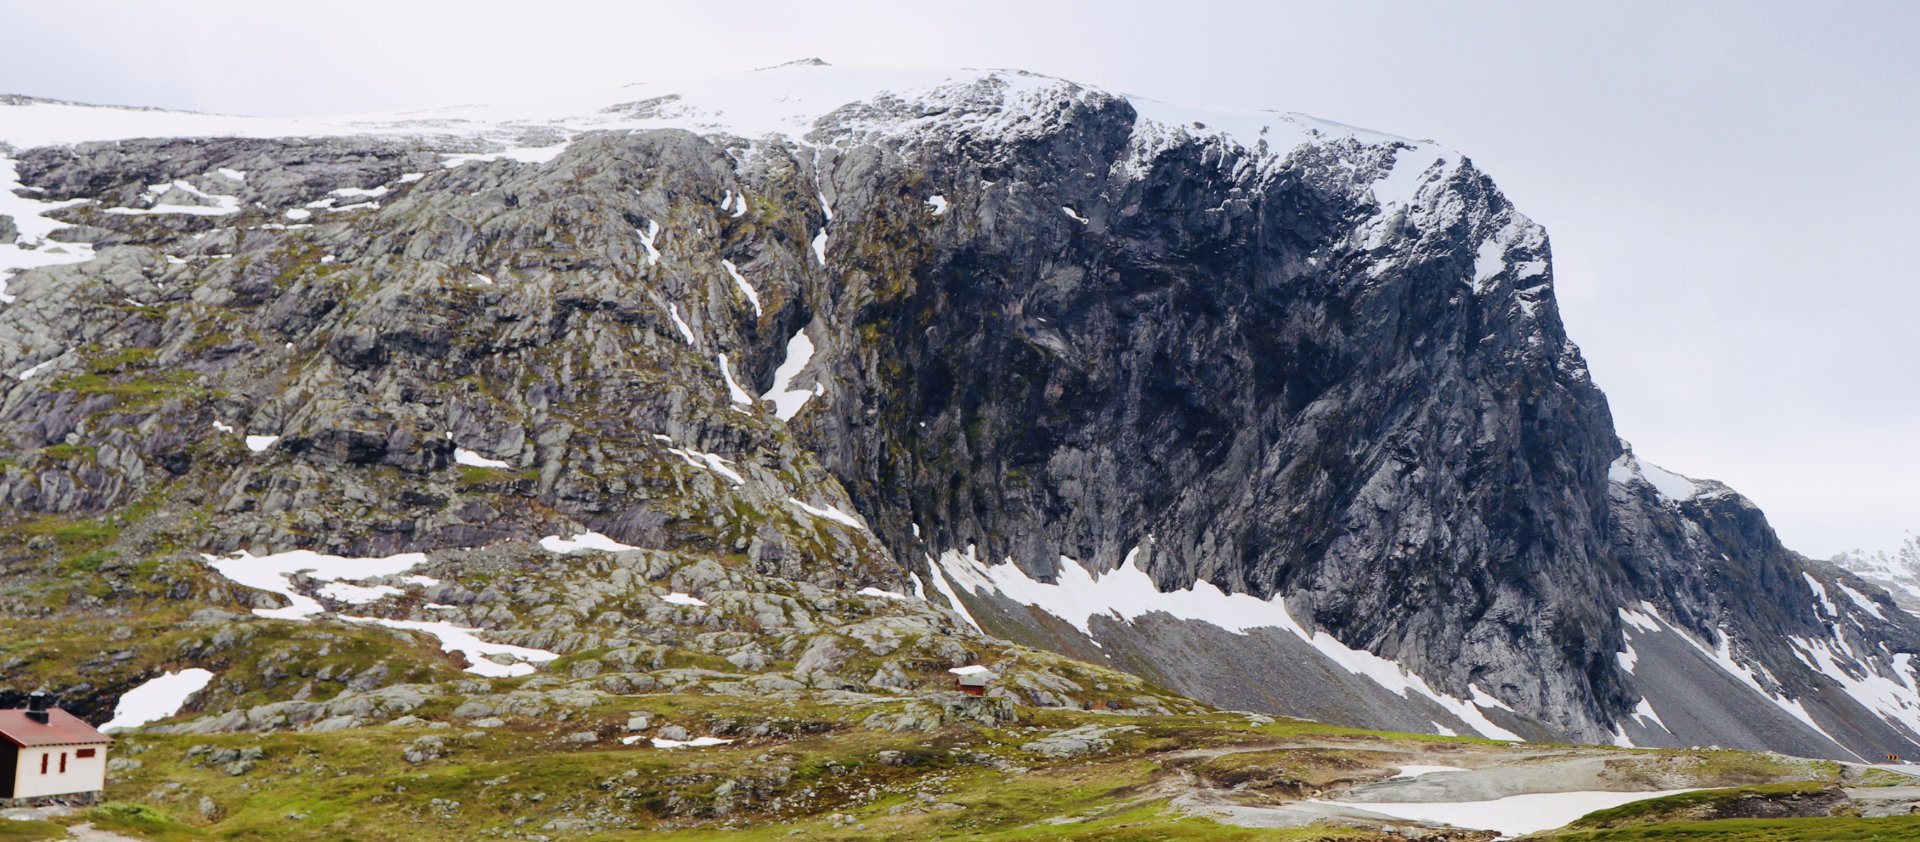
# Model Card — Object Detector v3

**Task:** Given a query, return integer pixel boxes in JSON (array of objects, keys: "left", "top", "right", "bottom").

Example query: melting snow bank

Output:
[
  {"left": 341, "top": 617, "right": 556, "bottom": 678},
  {"left": 540, "top": 532, "right": 643, "bottom": 553},
  {"left": 198, "top": 550, "right": 554, "bottom": 677},
  {"left": 101, "top": 668, "right": 216, "bottom": 732},
  {"left": 936, "top": 547, "right": 1522, "bottom": 740},
  {"left": 1316, "top": 788, "right": 1698, "bottom": 838},
  {"left": 201, "top": 549, "right": 431, "bottom": 620},
  {"left": 645, "top": 736, "right": 733, "bottom": 749}
]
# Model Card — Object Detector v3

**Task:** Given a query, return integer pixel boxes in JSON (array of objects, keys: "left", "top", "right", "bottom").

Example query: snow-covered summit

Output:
[
  {"left": 0, "top": 62, "right": 1445, "bottom": 171},
  {"left": 1834, "top": 536, "right": 1920, "bottom": 616}
]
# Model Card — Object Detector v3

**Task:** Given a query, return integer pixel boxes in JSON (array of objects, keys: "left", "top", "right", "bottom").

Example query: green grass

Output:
[
  {"left": 1544, "top": 816, "right": 1920, "bottom": 841},
  {"left": 1568, "top": 782, "right": 1839, "bottom": 829},
  {"left": 0, "top": 820, "right": 66, "bottom": 840},
  {"left": 85, "top": 802, "right": 203, "bottom": 841}
]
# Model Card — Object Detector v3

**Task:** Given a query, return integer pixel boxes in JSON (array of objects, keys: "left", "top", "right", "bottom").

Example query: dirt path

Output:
[
  {"left": 63, "top": 823, "right": 148, "bottom": 842},
  {"left": 0, "top": 808, "right": 149, "bottom": 841}
]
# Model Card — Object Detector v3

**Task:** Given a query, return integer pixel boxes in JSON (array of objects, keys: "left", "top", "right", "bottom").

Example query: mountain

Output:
[
  {"left": 4, "top": 61, "right": 1918, "bottom": 763},
  {"left": 1834, "top": 536, "right": 1920, "bottom": 616}
]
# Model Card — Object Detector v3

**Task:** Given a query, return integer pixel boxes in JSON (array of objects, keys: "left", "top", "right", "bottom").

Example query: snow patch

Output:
[
  {"left": 810, "top": 229, "right": 829, "bottom": 266},
  {"left": 858, "top": 587, "right": 909, "bottom": 600},
  {"left": 101, "top": 669, "right": 217, "bottom": 732},
  {"left": 351, "top": 617, "right": 557, "bottom": 678},
  {"left": 667, "top": 303, "right": 696, "bottom": 344},
  {"left": 1470, "top": 684, "right": 1514, "bottom": 712},
  {"left": 1062, "top": 206, "right": 1087, "bottom": 223},
  {"left": 651, "top": 736, "right": 732, "bottom": 749},
  {"left": 926, "top": 195, "right": 948, "bottom": 215},
  {"left": 200, "top": 549, "right": 430, "bottom": 621},
  {"left": 1837, "top": 581, "right": 1889, "bottom": 621},
  {"left": 0, "top": 157, "right": 97, "bottom": 296},
  {"left": 1805, "top": 572, "right": 1837, "bottom": 618},
  {"left": 454, "top": 448, "right": 510, "bottom": 469},
  {"left": 539, "top": 532, "right": 643, "bottom": 553},
  {"left": 1630, "top": 698, "right": 1668, "bottom": 732},
  {"left": 317, "top": 582, "right": 402, "bottom": 604},
  {"left": 16, "top": 356, "right": 60, "bottom": 380},
  {"left": 245, "top": 435, "right": 279, "bottom": 452},
  {"left": 660, "top": 441, "right": 746, "bottom": 485},
  {"left": 1609, "top": 453, "right": 1699, "bottom": 501},
  {"left": 1472, "top": 237, "right": 1505, "bottom": 293},
  {"left": 104, "top": 179, "right": 243, "bottom": 216},
  {"left": 721, "top": 259, "right": 761, "bottom": 317},
  {"left": 788, "top": 497, "right": 867, "bottom": 530},
  {"left": 661, "top": 592, "right": 709, "bottom": 607},
  {"left": 924, "top": 554, "right": 984, "bottom": 632},
  {"left": 442, "top": 142, "right": 572, "bottom": 167},
  {"left": 760, "top": 330, "right": 818, "bottom": 421},
  {"left": 637, "top": 221, "right": 662, "bottom": 266},
  {"left": 717, "top": 353, "right": 755, "bottom": 405},
  {"left": 329, "top": 185, "right": 390, "bottom": 200}
]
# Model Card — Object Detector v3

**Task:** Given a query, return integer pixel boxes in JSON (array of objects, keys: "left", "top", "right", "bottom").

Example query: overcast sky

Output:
[{"left": 3, "top": 0, "right": 1913, "bottom": 557}]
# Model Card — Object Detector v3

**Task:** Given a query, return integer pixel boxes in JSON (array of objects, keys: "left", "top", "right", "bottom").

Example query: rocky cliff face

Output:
[{"left": 4, "top": 64, "right": 1917, "bottom": 760}]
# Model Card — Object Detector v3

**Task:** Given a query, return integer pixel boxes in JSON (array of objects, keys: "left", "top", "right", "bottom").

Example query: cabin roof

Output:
[{"left": 0, "top": 709, "right": 112, "bottom": 748}]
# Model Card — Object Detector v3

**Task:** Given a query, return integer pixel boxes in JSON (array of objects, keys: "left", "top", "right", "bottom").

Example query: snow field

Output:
[
  {"left": 934, "top": 547, "right": 1521, "bottom": 740},
  {"left": 1320, "top": 788, "right": 1700, "bottom": 837}
]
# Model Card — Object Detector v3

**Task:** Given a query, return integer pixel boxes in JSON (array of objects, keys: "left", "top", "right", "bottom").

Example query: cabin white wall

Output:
[{"left": 9, "top": 744, "right": 107, "bottom": 798}]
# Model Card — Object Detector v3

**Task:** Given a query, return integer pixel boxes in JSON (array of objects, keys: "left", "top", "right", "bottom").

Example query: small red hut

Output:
[{"left": 949, "top": 665, "right": 995, "bottom": 696}]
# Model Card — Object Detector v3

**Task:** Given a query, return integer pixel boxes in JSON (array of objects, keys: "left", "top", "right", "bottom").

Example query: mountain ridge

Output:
[{"left": 2, "top": 64, "right": 1916, "bottom": 763}]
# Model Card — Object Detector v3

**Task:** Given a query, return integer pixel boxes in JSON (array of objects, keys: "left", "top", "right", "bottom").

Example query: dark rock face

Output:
[{"left": 3, "top": 71, "right": 1916, "bottom": 757}]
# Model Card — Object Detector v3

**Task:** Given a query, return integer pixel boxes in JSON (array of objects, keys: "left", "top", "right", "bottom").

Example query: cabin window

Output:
[
  {"left": 59, "top": 752, "right": 67, "bottom": 773},
  {"left": 76, "top": 748, "right": 97, "bottom": 759},
  {"left": 39, "top": 753, "right": 47, "bottom": 774}
]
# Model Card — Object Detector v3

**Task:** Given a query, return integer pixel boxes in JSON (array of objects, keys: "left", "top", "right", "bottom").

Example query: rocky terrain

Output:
[{"left": 5, "top": 61, "right": 1920, "bottom": 838}]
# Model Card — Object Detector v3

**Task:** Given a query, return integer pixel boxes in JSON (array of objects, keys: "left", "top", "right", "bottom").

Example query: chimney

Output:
[{"left": 25, "top": 691, "right": 49, "bottom": 724}]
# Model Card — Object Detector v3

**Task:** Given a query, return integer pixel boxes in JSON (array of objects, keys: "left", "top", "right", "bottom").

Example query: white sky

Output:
[{"left": 2, "top": 0, "right": 1913, "bottom": 558}]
